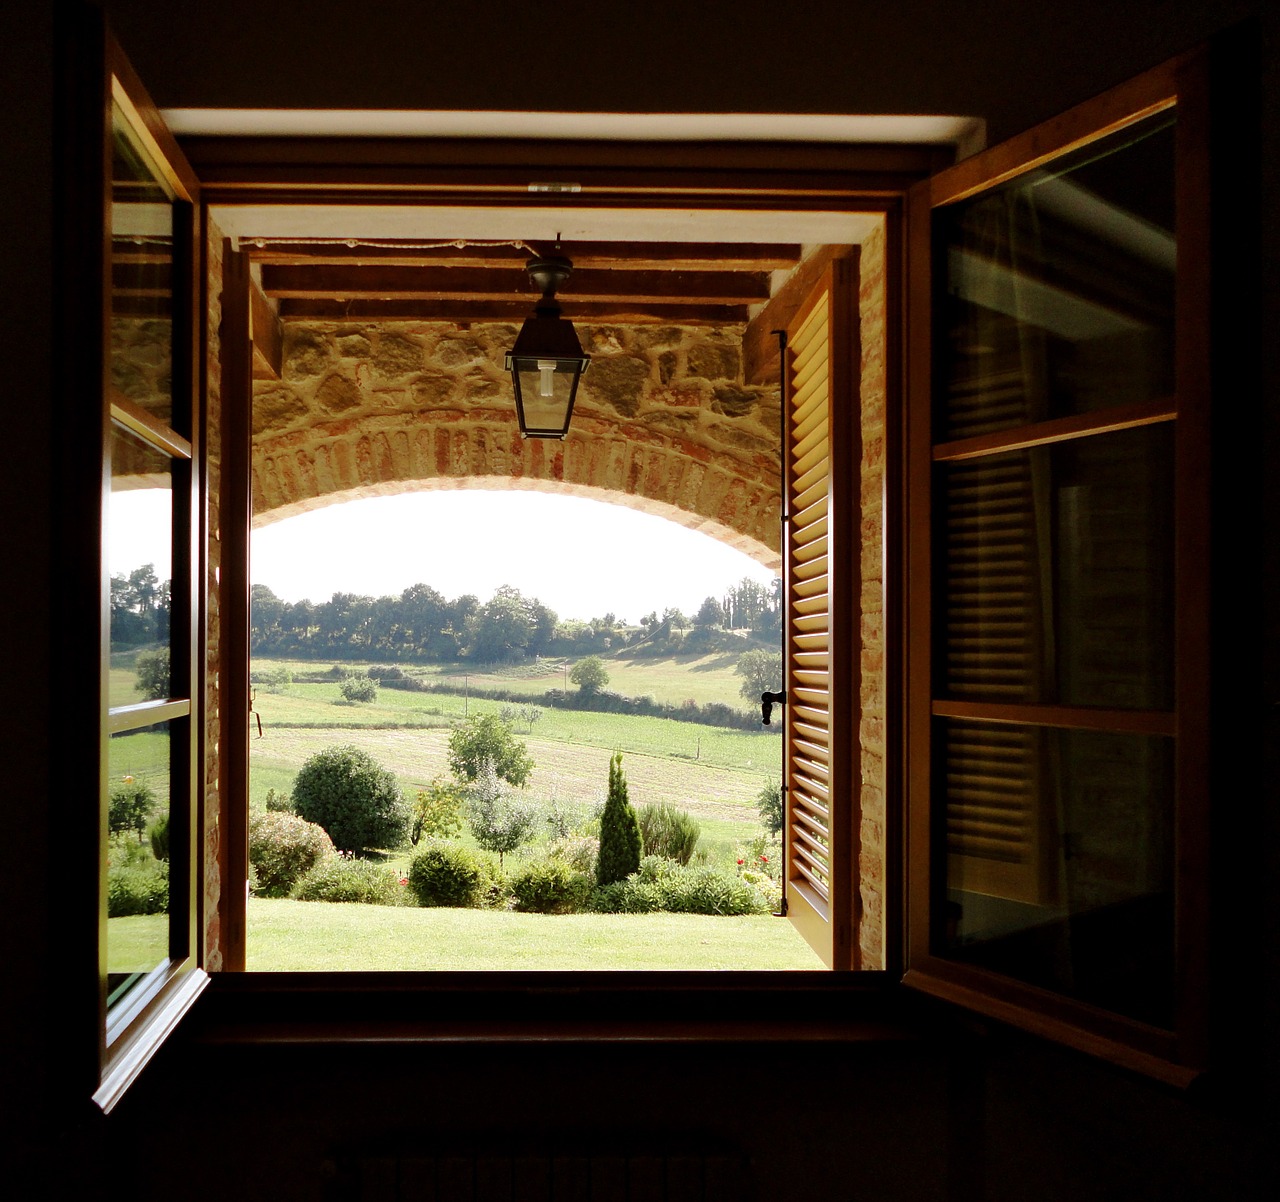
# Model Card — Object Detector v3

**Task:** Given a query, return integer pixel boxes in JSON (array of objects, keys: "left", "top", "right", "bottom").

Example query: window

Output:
[{"left": 904, "top": 53, "right": 1213, "bottom": 1081}]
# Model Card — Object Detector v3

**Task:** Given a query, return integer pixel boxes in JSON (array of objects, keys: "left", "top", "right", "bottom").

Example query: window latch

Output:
[{"left": 760, "top": 690, "right": 787, "bottom": 726}]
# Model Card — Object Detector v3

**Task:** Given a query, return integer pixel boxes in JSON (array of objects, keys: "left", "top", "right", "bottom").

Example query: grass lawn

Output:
[
  {"left": 108, "top": 914, "right": 168, "bottom": 973},
  {"left": 247, "top": 898, "right": 823, "bottom": 971}
]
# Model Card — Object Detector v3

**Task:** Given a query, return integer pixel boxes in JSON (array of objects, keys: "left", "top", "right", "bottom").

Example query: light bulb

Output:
[{"left": 537, "top": 360, "right": 557, "bottom": 398}]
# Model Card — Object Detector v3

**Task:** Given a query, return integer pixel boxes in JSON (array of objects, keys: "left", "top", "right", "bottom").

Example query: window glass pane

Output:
[
  {"left": 936, "top": 424, "right": 1174, "bottom": 709},
  {"left": 935, "top": 115, "right": 1175, "bottom": 442},
  {"left": 109, "top": 425, "right": 173, "bottom": 693},
  {"left": 106, "top": 721, "right": 174, "bottom": 1009},
  {"left": 934, "top": 719, "right": 1174, "bottom": 1028},
  {"left": 111, "top": 102, "right": 175, "bottom": 427}
]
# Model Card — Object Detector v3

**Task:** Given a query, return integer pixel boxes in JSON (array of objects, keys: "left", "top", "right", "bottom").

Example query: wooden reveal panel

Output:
[{"left": 784, "top": 260, "right": 860, "bottom": 969}]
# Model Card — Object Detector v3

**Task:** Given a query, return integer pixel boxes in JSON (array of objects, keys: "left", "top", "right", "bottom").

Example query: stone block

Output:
[
  {"left": 284, "top": 329, "right": 333, "bottom": 378},
  {"left": 314, "top": 372, "right": 362, "bottom": 416},
  {"left": 372, "top": 332, "right": 425, "bottom": 376},
  {"left": 583, "top": 354, "right": 650, "bottom": 417},
  {"left": 687, "top": 340, "right": 740, "bottom": 381}
]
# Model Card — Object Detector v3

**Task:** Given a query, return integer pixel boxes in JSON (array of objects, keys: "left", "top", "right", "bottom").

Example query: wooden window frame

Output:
[
  {"left": 902, "top": 51, "right": 1216, "bottom": 1085},
  {"left": 54, "top": 9, "right": 208, "bottom": 1113}
]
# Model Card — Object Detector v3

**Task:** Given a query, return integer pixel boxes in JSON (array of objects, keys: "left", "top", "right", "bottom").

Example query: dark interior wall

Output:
[{"left": 3, "top": 1, "right": 1277, "bottom": 1197}]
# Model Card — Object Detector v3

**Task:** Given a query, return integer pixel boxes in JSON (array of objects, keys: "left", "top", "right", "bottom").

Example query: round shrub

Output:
[
  {"left": 510, "top": 859, "right": 592, "bottom": 914},
  {"left": 107, "top": 860, "right": 169, "bottom": 917},
  {"left": 292, "top": 856, "right": 405, "bottom": 905},
  {"left": 291, "top": 745, "right": 409, "bottom": 853},
  {"left": 340, "top": 675, "right": 378, "bottom": 703},
  {"left": 408, "top": 841, "right": 504, "bottom": 908},
  {"left": 249, "top": 811, "right": 336, "bottom": 897}
]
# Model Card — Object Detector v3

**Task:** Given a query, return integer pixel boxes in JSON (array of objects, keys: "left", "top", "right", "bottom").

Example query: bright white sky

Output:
[{"left": 111, "top": 488, "right": 777, "bottom": 624}]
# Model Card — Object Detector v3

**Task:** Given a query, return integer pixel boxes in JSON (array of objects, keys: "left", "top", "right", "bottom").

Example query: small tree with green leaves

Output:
[
  {"left": 757, "top": 777, "right": 783, "bottom": 837},
  {"left": 596, "top": 751, "right": 642, "bottom": 886},
  {"left": 448, "top": 713, "right": 534, "bottom": 787},
  {"left": 109, "top": 777, "right": 154, "bottom": 842},
  {"left": 466, "top": 757, "right": 536, "bottom": 869},
  {"left": 134, "top": 647, "right": 170, "bottom": 701},
  {"left": 339, "top": 674, "right": 378, "bottom": 703},
  {"left": 735, "top": 647, "right": 782, "bottom": 704},
  {"left": 291, "top": 744, "right": 409, "bottom": 854},
  {"left": 570, "top": 655, "right": 610, "bottom": 696},
  {"left": 410, "top": 777, "right": 467, "bottom": 844}
]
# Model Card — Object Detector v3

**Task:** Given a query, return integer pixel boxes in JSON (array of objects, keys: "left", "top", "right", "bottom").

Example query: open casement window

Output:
[
  {"left": 782, "top": 260, "right": 861, "bottom": 969},
  {"left": 58, "top": 10, "right": 208, "bottom": 1111},
  {"left": 904, "top": 53, "right": 1212, "bottom": 1080}
]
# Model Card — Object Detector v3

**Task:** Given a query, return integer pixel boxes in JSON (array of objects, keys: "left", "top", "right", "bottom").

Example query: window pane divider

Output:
[
  {"left": 110, "top": 394, "right": 193, "bottom": 460},
  {"left": 932, "top": 699, "right": 1175, "bottom": 736},
  {"left": 108, "top": 697, "right": 190, "bottom": 733},
  {"left": 932, "top": 396, "right": 1176, "bottom": 462}
]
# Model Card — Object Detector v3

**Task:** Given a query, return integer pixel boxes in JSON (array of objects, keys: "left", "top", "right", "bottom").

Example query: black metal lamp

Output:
[{"left": 505, "top": 248, "right": 590, "bottom": 439}]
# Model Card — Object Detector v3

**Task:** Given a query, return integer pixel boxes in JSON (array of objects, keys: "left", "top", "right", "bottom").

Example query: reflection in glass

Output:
[
  {"left": 935, "top": 719, "right": 1174, "bottom": 1028},
  {"left": 937, "top": 425, "right": 1174, "bottom": 710},
  {"left": 111, "top": 102, "right": 175, "bottom": 426},
  {"left": 106, "top": 722, "right": 173, "bottom": 1008},
  {"left": 935, "top": 115, "right": 1175, "bottom": 442},
  {"left": 108, "top": 425, "right": 172, "bottom": 689}
]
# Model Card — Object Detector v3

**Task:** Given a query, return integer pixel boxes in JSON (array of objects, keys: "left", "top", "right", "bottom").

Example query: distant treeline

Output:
[{"left": 249, "top": 577, "right": 781, "bottom": 664}]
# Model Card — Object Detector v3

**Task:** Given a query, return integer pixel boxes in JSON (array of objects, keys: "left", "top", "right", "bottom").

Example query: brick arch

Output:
[{"left": 251, "top": 321, "right": 783, "bottom": 567}]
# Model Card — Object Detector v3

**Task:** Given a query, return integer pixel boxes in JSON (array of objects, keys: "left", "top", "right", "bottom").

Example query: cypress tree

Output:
[{"left": 597, "top": 751, "right": 642, "bottom": 885}]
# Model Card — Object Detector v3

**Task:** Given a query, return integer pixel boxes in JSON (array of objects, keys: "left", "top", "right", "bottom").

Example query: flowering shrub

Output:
[{"left": 249, "top": 811, "right": 335, "bottom": 897}]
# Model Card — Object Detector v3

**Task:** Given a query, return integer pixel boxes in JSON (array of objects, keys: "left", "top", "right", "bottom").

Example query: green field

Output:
[{"left": 247, "top": 899, "right": 821, "bottom": 971}]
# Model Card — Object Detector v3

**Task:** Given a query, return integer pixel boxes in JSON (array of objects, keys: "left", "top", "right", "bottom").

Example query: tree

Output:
[
  {"left": 466, "top": 757, "right": 536, "bottom": 869},
  {"left": 409, "top": 777, "right": 467, "bottom": 844},
  {"left": 466, "top": 584, "right": 533, "bottom": 662},
  {"left": 109, "top": 777, "right": 154, "bottom": 841},
  {"left": 757, "top": 778, "right": 783, "bottom": 837},
  {"left": 694, "top": 595, "right": 725, "bottom": 628},
  {"left": 291, "top": 745, "right": 409, "bottom": 854},
  {"left": 447, "top": 713, "right": 534, "bottom": 787},
  {"left": 569, "top": 655, "right": 610, "bottom": 696},
  {"left": 735, "top": 647, "right": 783, "bottom": 704},
  {"left": 135, "top": 646, "right": 170, "bottom": 701},
  {"left": 597, "top": 751, "right": 642, "bottom": 886}
]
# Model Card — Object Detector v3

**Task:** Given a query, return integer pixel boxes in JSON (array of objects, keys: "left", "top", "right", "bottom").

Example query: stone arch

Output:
[{"left": 251, "top": 320, "right": 782, "bottom": 567}]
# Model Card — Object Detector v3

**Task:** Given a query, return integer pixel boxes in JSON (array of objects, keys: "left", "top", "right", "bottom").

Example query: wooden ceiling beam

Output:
[
  {"left": 261, "top": 264, "right": 772, "bottom": 305},
  {"left": 278, "top": 298, "right": 749, "bottom": 325},
  {"left": 245, "top": 240, "right": 801, "bottom": 272}
]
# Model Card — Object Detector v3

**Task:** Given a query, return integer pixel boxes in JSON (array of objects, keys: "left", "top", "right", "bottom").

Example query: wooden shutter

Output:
[{"left": 784, "top": 259, "right": 859, "bottom": 969}]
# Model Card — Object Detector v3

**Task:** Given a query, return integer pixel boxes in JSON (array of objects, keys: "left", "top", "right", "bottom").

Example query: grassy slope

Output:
[{"left": 247, "top": 898, "right": 822, "bottom": 971}]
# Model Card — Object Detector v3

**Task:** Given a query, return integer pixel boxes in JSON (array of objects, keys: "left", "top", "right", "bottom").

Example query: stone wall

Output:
[{"left": 252, "top": 321, "right": 782, "bottom": 565}]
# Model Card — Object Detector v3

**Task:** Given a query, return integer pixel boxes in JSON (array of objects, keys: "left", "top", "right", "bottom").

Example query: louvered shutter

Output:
[{"left": 784, "top": 260, "right": 859, "bottom": 969}]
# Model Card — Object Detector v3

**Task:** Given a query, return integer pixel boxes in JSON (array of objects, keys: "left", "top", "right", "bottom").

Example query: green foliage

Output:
[
  {"left": 249, "top": 810, "right": 336, "bottom": 897},
  {"left": 589, "top": 862, "right": 767, "bottom": 916},
  {"left": 265, "top": 788, "right": 294, "bottom": 813},
  {"left": 292, "top": 854, "right": 406, "bottom": 905},
  {"left": 735, "top": 647, "right": 782, "bottom": 704},
  {"left": 636, "top": 801, "right": 701, "bottom": 866},
  {"left": 148, "top": 812, "right": 170, "bottom": 861},
  {"left": 134, "top": 646, "right": 170, "bottom": 701},
  {"left": 107, "top": 858, "right": 169, "bottom": 917},
  {"left": 756, "top": 777, "right": 783, "bottom": 837},
  {"left": 339, "top": 674, "right": 378, "bottom": 703},
  {"left": 466, "top": 759, "right": 537, "bottom": 868},
  {"left": 546, "top": 835, "right": 599, "bottom": 877},
  {"left": 447, "top": 713, "right": 534, "bottom": 787},
  {"left": 407, "top": 841, "right": 504, "bottom": 908},
  {"left": 410, "top": 776, "right": 467, "bottom": 844},
  {"left": 509, "top": 858, "right": 593, "bottom": 914},
  {"left": 109, "top": 778, "right": 155, "bottom": 841},
  {"left": 596, "top": 751, "right": 642, "bottom": 886},
  {"left": 262, "top": 664, "right": 292, "bottom": 693},
  {"left": 570, "top": 655, "right": 610, "bottom": 696},
  {"left": 291, "top": 744, "right": 409, "bottom": 853}
]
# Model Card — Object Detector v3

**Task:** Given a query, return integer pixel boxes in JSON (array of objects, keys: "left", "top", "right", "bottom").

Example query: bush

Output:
[
  {"left": 510, "top": 858, "right": 593, "bottom": 914},
  {"left": 589, "top": 877, "right": 665, "bottom": 914},
  {"left": 291, "top": 745, "right": 409, "bottom": 853},
  {"left": 339, "top": 675, "right": 378, "bottom": 703},
  {"left": 596, "top": 752, "right": 641, "bottom": 886},
  {"left": 292, "top": 855, "right": 405, "bottom": 905},
  {"left": 265, "top": 788, "right": 293, "bottom": 813},
  {"left": 148, "top": 812, "right": 170, "bottom": 861},
  {"left": 407, "top": 841, "right": 504, "bottom": 908},
  {"left": 109, "top": 778, "right": 155, "bottom": 841},
  {"left": 249, "top": 811, "right": 336, "bottom": 897},
  {"left": 637, "top": 802, "right": 701, "bottom": 866},
  {"left": 409, "top": 777, "right": 467, "bottom": 844},
  {"left": 546, "top": 835, "right": 599, "bottom": 877},
  {"left": 570, "top": 655, "right": 609, "bottom": 695},
  {"left": 107, "top": 859, "right": 169, "bottom": 916},
  {"left": 663, "top": 866, "right": 769, "bottom": 916},
  {"left": 447, "top": 713, "right": 534, "bottom": 787}
]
